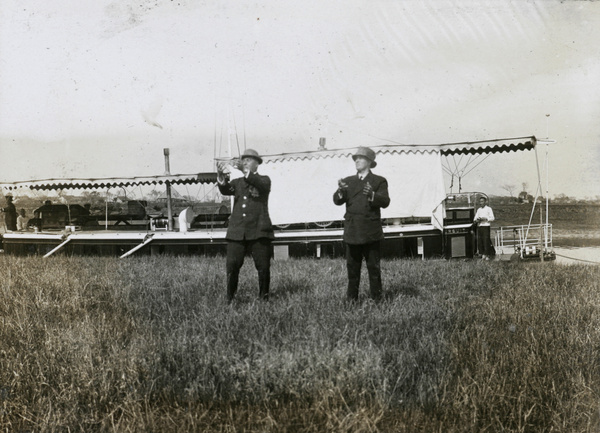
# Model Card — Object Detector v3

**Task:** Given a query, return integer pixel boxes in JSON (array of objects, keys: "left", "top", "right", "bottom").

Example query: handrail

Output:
[{"left": 494, "top": 224, "right": 553, "bottom": 258}]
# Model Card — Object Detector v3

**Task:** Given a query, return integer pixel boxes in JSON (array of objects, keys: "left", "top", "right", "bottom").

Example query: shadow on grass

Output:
[
  {"left": 270, "top": 280, "right": 314, "bottom": 300},
  {"left": 383, "top": 283, "right": 421, "bottom": 301},
  {"left": 224, "top": 280, "right": 315, "bottom": 304}
]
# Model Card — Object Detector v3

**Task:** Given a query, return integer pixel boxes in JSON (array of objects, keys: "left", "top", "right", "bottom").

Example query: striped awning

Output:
[
  {"left": 438, "top": 136, "right": 537, "bottom": 156},
  {"left": 1, "top": 136, "right": 539, "bottom": 190},
  {"left": 262, "top": 136, "right": 538, "bottom": 163},
  {"left": 0, "top": 172, "right": 218, "bottom": 191}
]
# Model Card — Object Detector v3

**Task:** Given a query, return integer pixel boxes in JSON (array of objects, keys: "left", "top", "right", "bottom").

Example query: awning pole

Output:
[
  {"left": 533, "top": 146, "right": 544, "bottom": 263},
  {"left": 105, "top": 189, "right": 109, "bottom": 230},
  {"left": 544, "top": 116, "right": 550, "bottom": 255},
  {"left": 545, "top": 142, "right": 549, "bottom": 253},
  {"left": 164, "top": 148, "right": 173, "bottom": 231}
]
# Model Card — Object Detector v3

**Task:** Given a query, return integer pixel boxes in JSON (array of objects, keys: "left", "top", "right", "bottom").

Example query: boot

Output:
[
  {"left": 258, "top": 270, "right": 270, "bottom": 301},
  {"left": 227, "top": 271, "right": 239, "bottom": 303}
]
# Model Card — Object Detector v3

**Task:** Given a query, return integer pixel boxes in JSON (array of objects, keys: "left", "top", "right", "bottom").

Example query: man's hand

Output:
[
  {"left": 216, "top": 162, "right": 229, "bottom": 183},
  {"left": 231, "top": 158, "right": 243, "bottom": 172},
  {"left": 362, "top": 181, "right": 373, "bottom": 196},
  {"left": 337, "top": 179, "right": 348, "bottom": 190}
]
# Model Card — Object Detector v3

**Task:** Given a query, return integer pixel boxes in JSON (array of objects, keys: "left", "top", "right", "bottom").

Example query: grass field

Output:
[
  {"left": 1, "top": 255, "right": 599, "bottom": 432},
  {"left": 492, "top": 203, "right": 599, "bottom": 227}
]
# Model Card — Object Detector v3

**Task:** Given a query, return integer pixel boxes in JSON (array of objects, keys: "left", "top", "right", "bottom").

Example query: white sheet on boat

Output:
[{"left": 247, "top": 148, "right": 447, "bottom": 229}]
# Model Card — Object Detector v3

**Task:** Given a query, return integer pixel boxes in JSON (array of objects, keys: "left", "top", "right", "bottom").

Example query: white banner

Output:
[{"left": 260, "top": 150, "right": 446, "bottom": 229}]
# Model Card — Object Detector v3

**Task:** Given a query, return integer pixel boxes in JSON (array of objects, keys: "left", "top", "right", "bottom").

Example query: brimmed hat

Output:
[
  {"left": 241, "top": 148, "right": 263, "bottom": 164},
  {"left": 352, "top": 147, "right": 377, "bottom": 168}
]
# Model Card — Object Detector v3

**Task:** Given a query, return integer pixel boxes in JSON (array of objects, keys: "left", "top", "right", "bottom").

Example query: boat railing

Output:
[{"left": 494, "top": 223, "right": 554, "bottom": 259}]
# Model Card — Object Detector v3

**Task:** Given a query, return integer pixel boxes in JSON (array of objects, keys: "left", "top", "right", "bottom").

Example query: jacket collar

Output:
[{"left": 356, "top": 170, "right": 371, "bottom": 180}]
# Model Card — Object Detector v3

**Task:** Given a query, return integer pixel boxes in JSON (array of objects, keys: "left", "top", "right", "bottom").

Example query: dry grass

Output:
[{"left": 0, "top": 255, "right": 599, "bottom": 432}]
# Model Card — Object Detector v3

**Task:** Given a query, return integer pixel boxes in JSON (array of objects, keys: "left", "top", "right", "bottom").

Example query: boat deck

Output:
[{"left": 1, "top": 223, "right": 441, "bottom": 258}]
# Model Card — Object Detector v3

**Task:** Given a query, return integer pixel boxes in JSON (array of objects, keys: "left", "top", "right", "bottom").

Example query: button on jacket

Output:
[
  {"left": 218, "top": 172, "right": 274, "bottom": 240},
  {"left": 333, "top": 172, "right": 390, "bottom": 245}
]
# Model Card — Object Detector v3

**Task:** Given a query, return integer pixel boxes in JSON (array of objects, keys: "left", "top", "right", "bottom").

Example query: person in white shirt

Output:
[
  {"left": 16, "top": 208, "right": 29, "bottom": 231},
  {"left": 473, "top": 197, "right": 495, "bottom": 260}
]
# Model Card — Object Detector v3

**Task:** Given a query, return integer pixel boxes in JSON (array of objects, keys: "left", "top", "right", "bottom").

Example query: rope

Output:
[
  {"left": 197, "top": 183, "right": 219, "bottom": 202},
  {"left": 554, "top": 253, "right": 600, "bottom": 265},
  {"left": 441, "top": 161, "right": 453, "bottom": 175},
  {"left": 463, "top": 153, "right": 474, "bottom": 171},
  {"left": 232, "top": 111, "right": 242, "bottom": 157},
  {"left": 242, "top": 102, "right": 247, "bottom": 151},
  {"left": 218, "top": 117, "right": 224, "bottom": 157},
  {"left": 462, "top": 153, "right": 491, "bottom": 177},
  {"left": 442, "top": 152, "right": 489, "bottom": 192},
  {"left": 214, "top": 107, "right": 217, "bottom": 171}
]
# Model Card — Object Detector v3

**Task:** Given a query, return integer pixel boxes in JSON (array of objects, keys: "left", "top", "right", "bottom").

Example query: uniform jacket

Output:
[
  {"left": 333, "top": 171, "right": 390, "bottom": 245},
  {"left": 218, "top": 171, "right": 274, "bottom": 241}
]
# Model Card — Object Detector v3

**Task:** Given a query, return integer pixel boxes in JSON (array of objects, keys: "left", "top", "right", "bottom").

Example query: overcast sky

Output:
[{"left": 1, "top": 0, "right": 599, "bottom": 198}]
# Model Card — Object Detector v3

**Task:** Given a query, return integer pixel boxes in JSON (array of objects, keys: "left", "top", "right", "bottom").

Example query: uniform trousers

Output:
[
  {"left": 345, "top": 240, "right": 382, "bottom": 301},
  {"left": 477, "top": 226, "right": 492, "bottom": 256},
  {"left": 226, "top": 238, "right": 271, "bottom": 301}
]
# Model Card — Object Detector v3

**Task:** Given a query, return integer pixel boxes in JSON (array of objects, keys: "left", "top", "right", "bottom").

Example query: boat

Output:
[{"left": 0, "top": 136, "right": 555, "bottom": 261}]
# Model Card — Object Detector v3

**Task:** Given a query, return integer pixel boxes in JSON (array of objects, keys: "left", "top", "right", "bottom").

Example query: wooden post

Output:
[{"left": 164, "top": 148, "right": 173, "bottom": 231}]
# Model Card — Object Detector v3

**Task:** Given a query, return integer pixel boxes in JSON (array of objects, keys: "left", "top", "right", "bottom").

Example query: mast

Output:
[
  {"left": 545, "top": 115, "right": 550, "bottom": 254},
  {"left": 535, "top": 136, "right": 556, "bottom": 261},
  {"left": 545, "top": 142, "right": 549, "bottom": 253},
  {"left": 533, "top": 144, "right": 544, "bottom": 262},
  {"left": 164, "top": 148, "right": 173, "bottom": 231}
]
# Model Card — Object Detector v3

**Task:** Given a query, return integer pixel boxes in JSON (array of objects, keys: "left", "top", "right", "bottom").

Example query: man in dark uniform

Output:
[
  {"left": 1, "top": 194, "right": 18, "bottom": 231},
  {"left": 217, "top": 149, "right": 274, "bottom": 302},
  {"left": 334, "top": 147, "right": 390, "bottom": 301}
]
